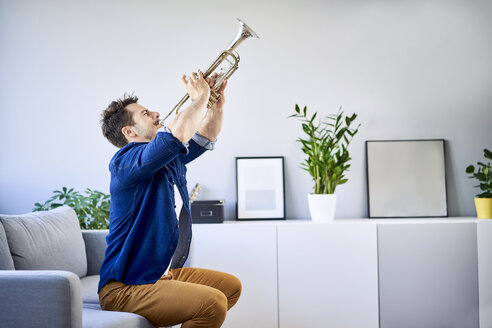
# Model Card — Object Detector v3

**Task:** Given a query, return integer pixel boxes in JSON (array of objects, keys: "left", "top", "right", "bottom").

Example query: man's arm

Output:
[
  {"left": 112, "top": 132, "right": 189, "bottom": 186},
  {"left": 177, "top": 78, "right": 226, "bottom": 165},
  {"left": 197, "top": 79, "right": 227, "bottom": 141},
  {"left": 168, "top": 70, "right": 211, "bottom": 143}
]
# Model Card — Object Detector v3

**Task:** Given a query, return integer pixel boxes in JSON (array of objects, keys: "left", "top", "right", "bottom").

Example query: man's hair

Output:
[{"left": 100, "top": 94, "right": 139, "bottom": 148}]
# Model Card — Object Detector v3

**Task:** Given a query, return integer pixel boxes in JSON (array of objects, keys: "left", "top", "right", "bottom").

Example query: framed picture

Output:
[
  {"left": 236, "top": 157, "right": 285, "bottom": 220},
  {"left": 366, "top": 139, "right": 448, "bottom": 218}
]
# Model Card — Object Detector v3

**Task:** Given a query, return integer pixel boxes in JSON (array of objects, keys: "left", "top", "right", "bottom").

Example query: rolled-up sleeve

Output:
[
  {"left": 161, "top": 128, "right": 215, "bottom": 165},
  {"left": 191, "top": 131, "right": 215, "bottom": 150}
]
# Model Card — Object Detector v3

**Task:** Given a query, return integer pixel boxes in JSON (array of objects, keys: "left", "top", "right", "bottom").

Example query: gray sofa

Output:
[{"left": 0, "top": 206, "right": 155, "bottom": 328}]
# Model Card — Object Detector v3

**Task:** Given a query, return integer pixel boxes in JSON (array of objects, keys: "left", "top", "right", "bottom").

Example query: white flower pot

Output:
[{"left": 308, "top": 193, "right": 337, "bottom": 221}]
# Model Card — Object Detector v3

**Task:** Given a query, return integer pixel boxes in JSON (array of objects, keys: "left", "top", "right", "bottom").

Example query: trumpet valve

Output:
[{"left": 207, "top": 91, "right": 221, "bottom": 108}]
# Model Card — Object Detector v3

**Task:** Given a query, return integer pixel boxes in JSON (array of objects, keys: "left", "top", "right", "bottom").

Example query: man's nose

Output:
[{"left": 153, "top": 112, "right": 160, "bottom": 119}]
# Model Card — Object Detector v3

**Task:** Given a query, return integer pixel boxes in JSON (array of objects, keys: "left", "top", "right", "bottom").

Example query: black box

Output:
[{"left": 191, "top": 200, "right": 224, "bottom": 224}]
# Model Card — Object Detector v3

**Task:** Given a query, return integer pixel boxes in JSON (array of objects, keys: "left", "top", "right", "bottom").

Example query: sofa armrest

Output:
[
  {"left": 0, "top": 270, "right": 82, "bottom": 328},
  {"left": 82, "top": 230, "right": 108, "bottom": 276}
]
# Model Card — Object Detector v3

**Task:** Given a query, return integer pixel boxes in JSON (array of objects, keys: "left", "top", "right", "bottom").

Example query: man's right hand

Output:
[{"left": 181, "top": 70, "right": 210, "bottom": 102}]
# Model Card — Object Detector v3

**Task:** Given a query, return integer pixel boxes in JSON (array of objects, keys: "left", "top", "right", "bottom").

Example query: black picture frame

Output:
[
  {"left": 235, "top": 156, "right": 286, "bottom": 220},
  {"left": 366, "top": 139, "right": 448, "bottom": 218}
]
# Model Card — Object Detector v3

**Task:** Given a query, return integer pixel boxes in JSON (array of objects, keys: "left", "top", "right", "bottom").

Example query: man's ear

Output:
[{"left": 122, "top": 126, "right": 137, "bottom": 138}]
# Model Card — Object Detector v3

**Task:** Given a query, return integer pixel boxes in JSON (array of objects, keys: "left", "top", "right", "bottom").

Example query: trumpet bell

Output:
[{"left": 227, "top": 18, "right": 259, "bottom": 52}]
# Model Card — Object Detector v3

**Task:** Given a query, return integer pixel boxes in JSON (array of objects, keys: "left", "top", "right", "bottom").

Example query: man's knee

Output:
[
  {"left": 225, "top": 274, "right": 242, "bottom": 309},
  {"left": 206, "top": 290, "right": 228, "bottom": 322}
]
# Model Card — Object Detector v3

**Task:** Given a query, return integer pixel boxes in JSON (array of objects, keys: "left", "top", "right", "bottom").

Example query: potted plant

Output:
[
  {"left": 289, "top": 105, "right": 360, "bottom": 221},
  {"left": 34, "top": 187, "right": 110, "bottom": 229},
  {"left": 466, "top": 149, "right": 492, "bottom": 219}
]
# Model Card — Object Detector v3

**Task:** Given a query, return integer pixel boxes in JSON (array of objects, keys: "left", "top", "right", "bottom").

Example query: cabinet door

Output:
[
  {"left": 189, "top": 223, "right": 278, "bottom": 328},
  {"left": 378, "top": 222, "right": 479, "bottom": 328},
  {"left": 478, "top": 220, "right": 492, "bottom": 328},
  {"left": 277, "top": 222, "right": 379, "bottom": 328}
]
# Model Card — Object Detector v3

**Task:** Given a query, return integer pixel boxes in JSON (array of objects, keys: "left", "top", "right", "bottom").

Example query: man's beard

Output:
[{"left": 135, "top": 125, "right": 157, "bottom": 142}]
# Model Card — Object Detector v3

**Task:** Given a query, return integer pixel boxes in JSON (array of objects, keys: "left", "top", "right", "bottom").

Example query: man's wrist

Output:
[
  {"left": 194, "top": 93, "right": 210, "bottom": 105},
  {"left": 211, "top": 105, "right": 224, "bottom": 113}
]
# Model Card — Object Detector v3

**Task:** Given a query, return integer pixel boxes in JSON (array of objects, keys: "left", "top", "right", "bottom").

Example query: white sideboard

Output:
[{"left": 189, "top": 218, "right": 491, "bottom": 328}]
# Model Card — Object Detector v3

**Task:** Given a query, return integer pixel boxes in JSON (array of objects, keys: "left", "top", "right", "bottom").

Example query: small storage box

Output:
[{"left": 191, "top": 200, "right": 224, "bottom": 224}]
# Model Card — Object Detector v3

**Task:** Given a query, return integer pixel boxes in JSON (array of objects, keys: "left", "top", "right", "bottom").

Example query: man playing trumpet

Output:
[{"left": 98, "top": 71, "right": 241, "bottom": 328}]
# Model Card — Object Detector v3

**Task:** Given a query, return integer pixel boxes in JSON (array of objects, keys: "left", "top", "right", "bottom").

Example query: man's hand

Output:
[
  {"left": 205, "top": 73, "right": 227, "bottom": 110},
  {"left": 168, "top": 71, "right": 211, "bottom": 143},
  {"left": 213, "top": 79, "right": 227, "bottom": 110},
  {"left": 195, "top": 74, "right": 227, "bottom": 142},
  {"left": 206, "top": 72, "right": 219, "bottom": 88},
  {"left": 181, "top": 70, "right": 210, "bottom": 102}
]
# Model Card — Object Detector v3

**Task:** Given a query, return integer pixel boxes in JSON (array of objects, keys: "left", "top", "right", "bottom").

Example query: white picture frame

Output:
[{"left": 236, "top": 157, "right": 285, "bottom": 220}]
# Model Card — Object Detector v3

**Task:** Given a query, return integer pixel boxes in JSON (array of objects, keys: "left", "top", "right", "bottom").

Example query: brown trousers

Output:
[{"left": 99, "top": 267, "right": 242, "bottom": 328}]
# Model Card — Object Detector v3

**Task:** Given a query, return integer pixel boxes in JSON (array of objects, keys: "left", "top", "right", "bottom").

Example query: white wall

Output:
[{"left": 1, "top": 0, "right": 491, "bottom": 219}]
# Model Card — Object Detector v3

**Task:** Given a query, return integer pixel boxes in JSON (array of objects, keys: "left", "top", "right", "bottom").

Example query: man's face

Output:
[{"left": 125, "top": 103, "right": 161, "bottom": 142}]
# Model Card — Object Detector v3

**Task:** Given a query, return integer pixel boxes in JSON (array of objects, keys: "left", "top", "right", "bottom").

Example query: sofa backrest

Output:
[
  {"left": 82, "top": 230, "right": 108, "bottom": 276},
  {"left": 0, "top": 206, "right": 88, "bottom": 277},
  {"left": 0, "top": 221, "right": 15, "bottom": 270}
]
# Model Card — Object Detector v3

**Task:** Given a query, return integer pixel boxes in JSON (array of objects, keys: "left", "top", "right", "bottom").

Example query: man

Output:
[{"left": 98, "top": 70, "right": 241, "bottom": 328}]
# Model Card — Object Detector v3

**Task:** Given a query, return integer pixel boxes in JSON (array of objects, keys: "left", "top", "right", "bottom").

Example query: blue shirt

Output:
[{"left": 98, "top": 131, "right": 213, "bottom": 292}]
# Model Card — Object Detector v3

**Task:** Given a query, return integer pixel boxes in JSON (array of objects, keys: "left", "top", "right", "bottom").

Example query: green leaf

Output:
[
  {"left": 480, "top": 183, "right": 490, "bottom": 191},
  {"left": 474, "top": 173, "right": 487, "bottom": 181},
  {"left": 484, "top": 149, "right": 492, "bottom": 160},
  {"left": 343, "top": 116, "right": 349, "bottom": 126},
  {"left": 478, "top": 191, "right": 492, "bottom": 198},
  {"left": 310, "top": 112, "right": 317, "bottom": 123},
  {"left": 466, "top": 165, "right": 475, "bottom": 174}
]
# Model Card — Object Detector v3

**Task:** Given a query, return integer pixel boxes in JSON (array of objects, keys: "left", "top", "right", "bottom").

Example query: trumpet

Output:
[{"left": 160, "top": 18, "right": 259, "bottom": 124}]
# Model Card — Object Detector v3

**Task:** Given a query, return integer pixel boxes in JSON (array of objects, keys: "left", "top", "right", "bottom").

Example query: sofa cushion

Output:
[
  {"left": 81, "top": 275, "right": 100, "bottom": 304},
  {"left": 0, "top": 222, "right": 15, "bottom": 270},
  {"left": 0, "top": 206, "right": 88, "bottom": 277},
  {"left": 82, "top": 307, "right": 155, "bottom": 328}
]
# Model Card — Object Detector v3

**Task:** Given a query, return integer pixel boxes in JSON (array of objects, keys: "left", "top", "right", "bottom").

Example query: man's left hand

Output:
[{"left": 206, "top": 73, "right": 227, "bottom": 110}]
